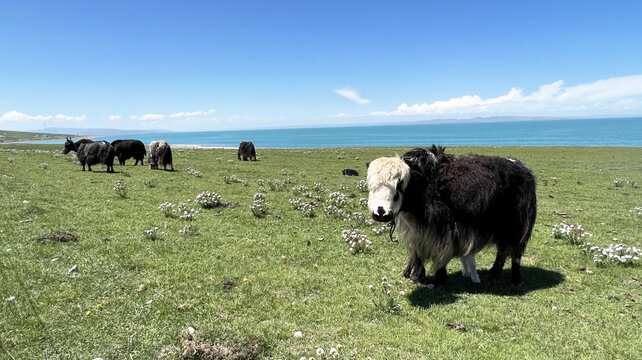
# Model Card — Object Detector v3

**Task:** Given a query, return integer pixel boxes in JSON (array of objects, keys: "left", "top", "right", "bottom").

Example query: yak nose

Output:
[{"left": 372, "top": 207, "right": 393, "bottom": 222}]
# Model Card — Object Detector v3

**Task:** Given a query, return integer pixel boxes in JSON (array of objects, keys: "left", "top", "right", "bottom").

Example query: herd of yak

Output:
[
  {"left": 60, "top": 137, "right": 536, "bottom": 288},
  {"left": 61, "top": 137, "right": 257, "bottom": 172}
]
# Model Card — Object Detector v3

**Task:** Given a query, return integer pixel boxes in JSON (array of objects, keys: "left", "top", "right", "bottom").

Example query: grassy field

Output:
[
  {"left": 0, "top": 130, "right": 73, "bottom": 144},
  {"left": 0, "top": 144, "right": 640, "bottom": 359}
]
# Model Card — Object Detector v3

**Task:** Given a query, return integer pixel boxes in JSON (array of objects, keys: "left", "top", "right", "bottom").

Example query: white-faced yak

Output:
[
  {"left": 367, "top": 145, "right": 536, "bottom": 288},
  {"left": 148, "top": 140, "right": 174, "bottom": 171}
]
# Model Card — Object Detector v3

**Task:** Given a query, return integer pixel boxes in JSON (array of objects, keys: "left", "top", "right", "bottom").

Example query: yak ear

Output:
[{"left": 402, "top": 150, "right": 436, "bottom": 175}]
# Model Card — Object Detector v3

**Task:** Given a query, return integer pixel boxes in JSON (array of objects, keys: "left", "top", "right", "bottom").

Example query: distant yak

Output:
[
  {"left": 149, "top": 140, "right": 174, "bottom": 171},
  {"left": 237, "top": 141, "right": 257, "bottom": 161},
  {"left": 367, "top": 145, "right": 537, "bottom": 287},
  {"left": 342, "top": 169, "right": 359, "bottom": 176},
  {"left": 111, "top": 139, "right": 146, "bottom": 166},
  {"left": 77, "top": 141, "right": 115, "bottom": 173}
]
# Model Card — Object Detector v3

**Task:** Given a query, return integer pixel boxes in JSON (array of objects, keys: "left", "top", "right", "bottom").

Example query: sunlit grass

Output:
[{"left": 0, "top": 144, "right": 640, "bottom": 359}]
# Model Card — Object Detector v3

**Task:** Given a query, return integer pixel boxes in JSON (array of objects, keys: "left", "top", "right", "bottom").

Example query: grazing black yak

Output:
[
  {"left": 367, "top": 145, "right": 536, "bottom": 287},
  {"left": 111, "top": 139, "right": 146, "bottom": 166},
  {"left": 342, "top": 169, "right": 359, "bottom": 176},
  {"left": 148, "top": 140, "right": 174, "bottom": 171},
  {"left": 61, "top": 136, "right": 94, "bottom": 154},
  {"left": 237, "top": 141, "right": 257, "bottom": 161},
  {"left": 77, "top": 141, "right": 115, "bottom": 173}
]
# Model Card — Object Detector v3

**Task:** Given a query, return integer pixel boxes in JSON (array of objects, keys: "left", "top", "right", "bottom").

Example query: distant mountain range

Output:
[
  {"left": 31, "top": 127, "right": 170, "bottom": 136},
  {"left": 408, "top": 116, "right": 570, "bottom": 124}
]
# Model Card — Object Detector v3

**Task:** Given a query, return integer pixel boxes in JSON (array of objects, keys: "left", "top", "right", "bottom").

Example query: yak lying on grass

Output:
[
  {"left": 149, "top": 140, "right": 174, "bottom": 171},
  {"left": 237, "top": 141, "right": 257, "bottom": 161},
  {"left": 61, "top": 136, "right": 94, "bottom": 154},
  {"left": 111, "top": 139, "right": 146, "bottom": 166},
  {"left": 367, "top": 145, "right": 537, "bottom": 287},
  {"left": 77, "top": 141, "right": 115, "bottom": 173}
]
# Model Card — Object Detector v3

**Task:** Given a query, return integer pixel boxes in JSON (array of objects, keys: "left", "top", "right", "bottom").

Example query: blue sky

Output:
[{"left": 1, "top": 0, "right": 641, "bottom": 131}]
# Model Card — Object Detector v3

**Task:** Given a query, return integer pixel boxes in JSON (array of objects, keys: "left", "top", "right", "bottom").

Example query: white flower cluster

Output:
[
  {"left": 369, "top": 276, "right": 403, "bottom": 314},
  {"left": 312, "top": 182, "right": 326, "bottom": 192},
  {"left": 7, "top": 157, "right": 15, "bottom": 163},
  {"left": 630, "top": 206, "right": 642, "bottom": 217},
  {"left": 268, "top": 178, "right": 287, "bottom": 191},
  {"left": 250, "top": 193, "right": 269, "bottom": 218},
  {"left": 613, "top": 178, "right": 639, "bottom": 188},
  {"left": 289, "top": 198, "right": 316, "bottom": 217},
  {"left": 185, "top": 167, "right": 202, "bottom": 177},
  {"left": 194, "top": 191, "right": 222, "bottom": 208},
  {"left": 299, "top": 345, "right": 343, "bottom": 360},
  {"left": 179, "top": 224, "right": 199, "bottom": 235},
  {"left": 113, "top": 180, "right": 127, "bottom": 198},
  {"left": 342, "top": 229, "right": 372, "bottom": 254},
  {"left": 580, "top": 242, "right": 641, "bottom": 266},
  {"left": 40, "top": 163, "right": 49, "bottom": 169},
  {"left": 291, "top": 184, "right": 309, "bottom": 195},
  {"left": 326, "top": 191, "right": 348, "bottom": 208},
  {"left": 158, "top": 202, "right": 176, "bottom": 217},
  {"left": 359, "top": 197, "right": 368, "bottom": 207},
  {"left": 143, "top": 227, "right": 165, "bottom": 240},
  {"left": 356, "top": 179, "right": 368, "bottom": 192},
  {"left": 176, "top": 203, "right": 199, "bottom": 220},
  {"left": 222, "top": 174, "right": 248, "bottom": 186},
  {"left": 372, "top": 225, "right": 387, "bottom": 236},
  {"left": 551, "top": 223, "right": 592, "bottom": 244}
]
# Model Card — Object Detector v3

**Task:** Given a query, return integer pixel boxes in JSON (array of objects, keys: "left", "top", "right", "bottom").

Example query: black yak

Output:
[
  {"left": 111, "top": 139, "right": 146, "bottom": 166},
  {"left": 61, "top": 136, "right": 94, "bottom": 154},
  {"left": 148, "top": 140, "right": 174, "bottom": 171},
  {"left": 367, "top": 145, "right": 536, "bottom": 287},
  {"left": 77, "top": 141, "right": 115, "bottom": 173},
  {"left": 237, "top": 141, "right": 256, "bottom": 161}
]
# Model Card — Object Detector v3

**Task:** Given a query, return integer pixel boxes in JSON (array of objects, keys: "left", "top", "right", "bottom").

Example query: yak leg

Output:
[
  {"left": 425, "top": 266, "right": 448, "bottom": 288},
  {"left": 488, "top": 250, "right": 507, "bottom": 278},
  {"left": 460, "top": 254, "right": 480, "bottom": 283},
  {"left": 409, "top": 256, "right": 426, "bottom": 284}
]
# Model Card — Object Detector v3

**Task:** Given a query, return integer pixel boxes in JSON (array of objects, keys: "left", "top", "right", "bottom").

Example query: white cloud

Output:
[
  {"left": 169, "top": 109, "right": 216, "bottom": 118},
  {"left": 108, "top": 115, "right": 122, "bottom": 120},
  {"left": 0, "top": 110, "right": 86, "bottom": 122},
  {"left": 333, "top": 87, "right": 371, "bottom": 105},
  {"left": 130, "top": 113, "right": 164, "bottom": 120},
  {"left": 371, "top": 75, "right": 642, "bottom": 116}
]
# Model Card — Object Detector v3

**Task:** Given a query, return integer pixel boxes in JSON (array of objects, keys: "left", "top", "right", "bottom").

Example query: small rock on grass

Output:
[
  {"left": 444, "top": 321, "right": 467, "bottom": 332},
  {"left": 68, "top": 265, "right": 78, "bottom": 273},
  {"left": 138, "top": 284, "right": 147, "bottom": 292},
  {"left": 223, "top": 279, "right": 234, "bottom": 291}
]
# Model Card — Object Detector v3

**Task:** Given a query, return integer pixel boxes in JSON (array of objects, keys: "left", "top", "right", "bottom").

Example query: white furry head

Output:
[{"left": 366, "top": 156, "right": 411, "bottom": 222}]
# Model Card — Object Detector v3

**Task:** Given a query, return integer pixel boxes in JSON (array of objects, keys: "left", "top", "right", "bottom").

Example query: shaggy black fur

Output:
[
  {"left": 400, "top": 145, "right": 536, "bottom": 286},
  {"left": 237, "top": 141, "right": 257, "bottom": 161},
  {"left": 111, "top": 139, "right": 147, "bottom": 166},
  {"left": 77, "top": 141, "right": 115, "bottom": 173},
  {"left": 342, "top": 169, "right": 359, "bottom": 176},
  {"left": 61, "top": 137, "right": 94, "bottom": 154}
]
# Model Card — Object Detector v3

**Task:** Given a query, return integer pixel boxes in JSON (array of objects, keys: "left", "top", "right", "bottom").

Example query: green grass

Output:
[
  {"left": 0, "top": 130, "right": 73, "bottom": 144},
  {"left": 1, "top": 144, "right": 641, "bottom": 359}
]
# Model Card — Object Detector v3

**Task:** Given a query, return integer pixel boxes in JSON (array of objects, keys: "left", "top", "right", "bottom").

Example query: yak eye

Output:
[{"left": 393, "top": 193, "right": 400, "bottom": 201}]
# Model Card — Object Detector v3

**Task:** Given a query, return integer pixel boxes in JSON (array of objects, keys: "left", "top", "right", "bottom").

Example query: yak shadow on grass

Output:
[{"left": 407, "top": 266, "right": 564, "bottom": 308}]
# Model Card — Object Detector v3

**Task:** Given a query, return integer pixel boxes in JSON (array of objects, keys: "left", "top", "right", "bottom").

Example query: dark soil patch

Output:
[{"left": 38, "top": 231, "right": 78, "bottom": 243}]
